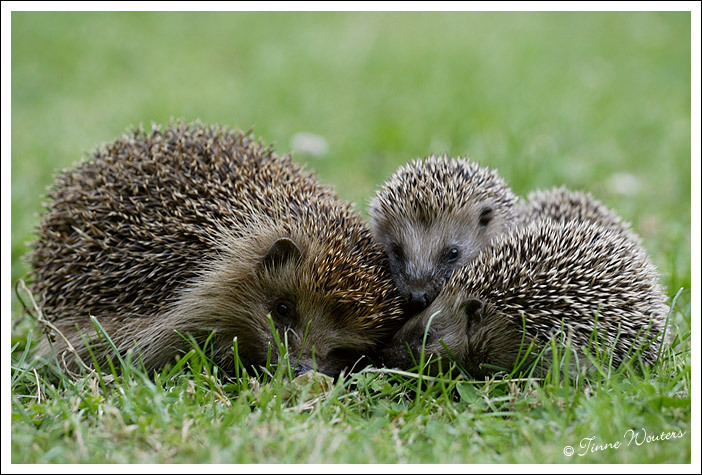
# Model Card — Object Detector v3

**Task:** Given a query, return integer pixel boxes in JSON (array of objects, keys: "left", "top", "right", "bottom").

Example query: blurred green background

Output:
[
  {"left": 11, "top": 11, "right": 691, "bottom": 297},
  {"left": 8, "top": 11, "right": 693, "bottom": 465}
]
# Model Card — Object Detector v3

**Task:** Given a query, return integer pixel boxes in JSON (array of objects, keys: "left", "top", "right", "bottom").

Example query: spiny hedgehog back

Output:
[
  {"left": 517, "top": 186, "right": 642, "bottom": 244},
  {"left": 369, "top": 155, "right": 518, "bottom": 313},
  {"left": 30, "top": 121, "right": 404, "bottom": 376},
  {"left": 383, "top": 219, "right": 669, "bottom": 376}
]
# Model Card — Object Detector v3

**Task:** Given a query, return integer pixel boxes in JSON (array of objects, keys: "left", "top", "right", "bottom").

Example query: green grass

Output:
[
  {"left": 10, "top": 293, "right": 692, "bottom": 464},
  {"left": 10, "top": 11, "right": 691, "bottom": 464}
]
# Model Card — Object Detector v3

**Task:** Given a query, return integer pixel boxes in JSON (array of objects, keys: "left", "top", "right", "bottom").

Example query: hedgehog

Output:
[
  {"left": 30, "top": 121, "right": 405, "bottom": 377},
  {"left": 516, "top": 185, "right": 642, "bottom": 244},
  {"left": 369, "top": 155, "right": 519, "bottom": 313},
  {"left": 381, "top": 219, "right": 670, "bottom": 377}
]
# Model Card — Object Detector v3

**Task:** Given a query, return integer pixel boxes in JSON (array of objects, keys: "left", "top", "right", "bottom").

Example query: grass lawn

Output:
[{"left": 8, "top": 11, "right": 692, "bottom": 464}]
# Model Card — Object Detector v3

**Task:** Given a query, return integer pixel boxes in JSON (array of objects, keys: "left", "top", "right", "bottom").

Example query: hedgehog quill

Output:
[
  {"left": 382, "top": 219, "right": 670, "bottom": 377},
  {"left": 30, "top": 122, "right": 404, "bottom": 377},
  {"left": 517, "top": 185, "right": 642, "bottom": 244},
  {"left": 369, "top": 155, "right": 518, "bottom": 313}
]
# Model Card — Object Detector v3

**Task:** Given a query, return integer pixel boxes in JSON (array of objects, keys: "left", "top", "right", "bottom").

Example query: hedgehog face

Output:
[
  {"left": 370, "top": 156, "right": 517, "bottom": 315},
  {"left": 381, "top": 295, "right": 471, "bottom": 374},
  {"left": 374, "top": 202, "right": 507, "bottom": 314},
  {"left": 382, "top": 293, "right": 526, "bottom": 377},
  {"left": 260, "top": 235, "right": 397, "bottom": 377},
  {"left": 268, "top": 292, "right": 373, "bottom": 377},
  {"left": 170, "top": 234, "right": 390, "bottom": 378}
]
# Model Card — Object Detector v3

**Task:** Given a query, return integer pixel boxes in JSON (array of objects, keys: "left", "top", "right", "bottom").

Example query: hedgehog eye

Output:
[
  {"left": 389, "top": 243, "right": 404, "bottom": 261},
  {"left": 272, "top": 299, "right": 295, "bottom": 327},
  {"left": 479, "top": 207, "right": 494, "bottom": 227},
  {"left": 276, "top": 302, "right": 291, "bottom": 317},
  {"left": 445, "top": 247, "right": 460, "bottom": 263}
]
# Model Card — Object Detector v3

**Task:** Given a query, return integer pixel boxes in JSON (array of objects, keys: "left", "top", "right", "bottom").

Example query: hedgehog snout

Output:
[
  {"left": 294, "top": 362, "right": 313, "bottom": 377},
  {"left": 407, "top": 289, "right": 431, "bottom": 312},
  {"left": 380, "top": 318, "right": 434, "bottom": 369},
  {"left": 402, "top": 280, "right": 441, "bottom": 315},
  {"left": 380, "top": 339, "right": 417, "bottom": 370}
]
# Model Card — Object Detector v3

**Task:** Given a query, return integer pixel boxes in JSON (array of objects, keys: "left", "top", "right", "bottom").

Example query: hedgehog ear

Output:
[
  {"left": 262, "top": 237, "right": 302, "bottom": 271},
  {"left": 461, "top": 298, "right": 484, "bottom": 332}
]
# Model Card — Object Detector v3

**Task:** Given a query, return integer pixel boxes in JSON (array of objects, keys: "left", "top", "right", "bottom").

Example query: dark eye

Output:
[
  {"left": 272, "top": 299, "right": 295, "bottom": 326},
  {"left": 479, "top": 207, "right": 494, "bottom": 227},
  {"left": 390, "top": 243, "right": 404, "bottom": 261},
  {"left": 276, "top": 302, "right": 291, "bottom": 317},
  {"left": 445, "top": 247, "right": 460, "bottom": 263},
  {"left": 425, "top": 329, "right": 436, "bottom": 342}
]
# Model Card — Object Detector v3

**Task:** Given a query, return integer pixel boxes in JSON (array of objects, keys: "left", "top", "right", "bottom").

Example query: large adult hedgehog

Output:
[
  {"left": 516, "top": 186, "right": 642, "bottom": 243},
  {"left": 30, "top": 121, "right": 404, "bottom": 377},
  {"left": 382, "top": 219, "right": 669, "bottom": 376},
  {"left": 369, "top": 155, "right": 518, "bottom": 313}
]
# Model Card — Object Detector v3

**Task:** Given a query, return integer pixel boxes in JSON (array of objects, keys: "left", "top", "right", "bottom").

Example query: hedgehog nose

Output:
[
  {"left": 407, "top": 290, "right": 431, "bottom": 312},
  {"left": 294, "top": 363, "right": 313, "bottom": 377}
]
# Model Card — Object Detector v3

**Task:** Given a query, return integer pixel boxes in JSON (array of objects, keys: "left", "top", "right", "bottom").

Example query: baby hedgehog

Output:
[
  {"left": 517, "top": 185, "right": 642, "bottom": 243},
  {"left": 30, "top": 122, "right": 404, "bottom": 377},
  {"left": 382, "top": 219, "right": 669, "bottom": 377},
  {"left": 369, "top": 155, "right": 518, "bottom": 313}
]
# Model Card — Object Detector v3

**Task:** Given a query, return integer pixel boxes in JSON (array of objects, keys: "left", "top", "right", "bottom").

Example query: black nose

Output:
[
  {"left": 294, "top": 363, "right": 313, "bottom": 377},
  {"left": 407, "top": 290, "right": 431, "bottom": 312}
]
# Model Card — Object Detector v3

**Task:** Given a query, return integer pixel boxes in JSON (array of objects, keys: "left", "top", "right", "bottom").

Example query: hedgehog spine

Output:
[
  {"left": 382, "top": 218, "right": 669, "bottom": 376},
  {"left": 30, "top": 121, "right": 404, "bottom": 376},
  {"left": 369, "top": 154, "right": 518, "bottom": 313}
]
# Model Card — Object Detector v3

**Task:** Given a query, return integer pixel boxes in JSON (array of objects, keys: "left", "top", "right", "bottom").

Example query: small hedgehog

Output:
[
  {"left": 382, "top": 219, "right": 669, "bottom": 376},
  {"left": 369, "top": 155, "right": 518, "bottom": 313},
  {"left": 30, "top": 121, "right": 404, "bottom": 377},
  {"left": 516, "top": 185, "right": 642, "bottom": 243}
]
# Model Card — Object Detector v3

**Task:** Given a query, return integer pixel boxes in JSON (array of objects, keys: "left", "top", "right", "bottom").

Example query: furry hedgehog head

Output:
[{"left": 369, "top": 155, "right": 518, "bottom": 313}]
